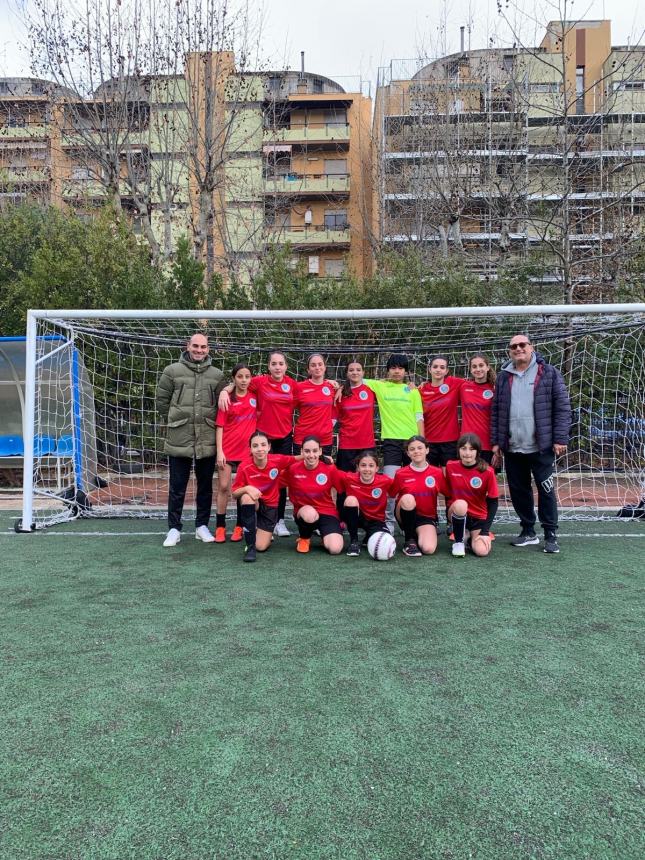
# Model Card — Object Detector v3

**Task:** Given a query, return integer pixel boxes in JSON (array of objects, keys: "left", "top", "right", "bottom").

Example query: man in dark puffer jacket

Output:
[
  {"left": 156, "top": 332, "right": 225, "bottom": 547},
  {"left": 491, "top": 334, "right": 571, "bottom": 554}
]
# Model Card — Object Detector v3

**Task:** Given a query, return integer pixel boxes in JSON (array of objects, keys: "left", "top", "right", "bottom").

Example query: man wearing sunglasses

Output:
[{"left": 490, "top": 335, "right": 571, "bottom": 553}]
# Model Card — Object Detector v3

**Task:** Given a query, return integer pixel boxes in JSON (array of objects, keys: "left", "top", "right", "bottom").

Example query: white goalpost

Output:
[{"left": 19, "top": 303, "right": 645, "bottom": 531}]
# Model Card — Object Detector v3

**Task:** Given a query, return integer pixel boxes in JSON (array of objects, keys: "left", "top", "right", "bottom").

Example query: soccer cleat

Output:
[
  {"left": 230, "top": 525, "right": 244, "bottom": 542},
  {"left": 452, "top": 541, "right": 466, "bottom": 557},
  {"left": 274, "top": 519, "right": 291, "bottom": 537},
  {"left": 296, "top": 537, "right": 310, "bottom": 554},
  {"left": 402, "top": 540, "right": 422, "bottom": 557},
  {"left": 195, "top": 525, "right": 216, "bottom": 543},
  {"left": 243, "top": 545, "right": 257, "bottom": 563},
  {"left": 214, "top": 526, "right": 226, "bottom": 543},
  {"left": 510, "top": 530, "right": 540, "bottom": 547},
  {"left": 543, "top": 532, "right": 560, "bottom": 554},
  {"left": 163, "top": 528, "right": 181, "bottom": 547},
  {"left": 346, "top": 540, "right": 361, "bottom": 557}
]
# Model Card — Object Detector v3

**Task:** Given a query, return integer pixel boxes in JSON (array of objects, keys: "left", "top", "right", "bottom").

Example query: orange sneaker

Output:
[
  {"left": 230, "top": 525, "right": 244, "bottom": 542},
  {"left": 214, "top": 526, "right": 226, "bottom": 543},
  {"left": 296, "top": 537, "right": 311, "bottom": 553}
]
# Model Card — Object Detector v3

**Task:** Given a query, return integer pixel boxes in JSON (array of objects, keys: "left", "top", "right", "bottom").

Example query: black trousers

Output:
[
  {"left": 504, "top": 449, "right": 558, "bottom": 532},
  {"left": 168, "top": 455, "right": 216, "bottom": 530}
]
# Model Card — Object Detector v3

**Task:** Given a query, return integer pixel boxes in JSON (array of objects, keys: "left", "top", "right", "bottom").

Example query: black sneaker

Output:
[
  {"left": 346, "top": 540, "right": 360, "bottom": 557},
  {"left": 511, "top": 530, "right": 540, "bottom": 547},
  {"left": 402, "top": 540, "right": 422, "bottom": 557},
  {"left": 543, "top": 532, "right": 560, "bottom": 554},
  {"left": 244, "top": 545, "right": 257, "bottom": 563}
]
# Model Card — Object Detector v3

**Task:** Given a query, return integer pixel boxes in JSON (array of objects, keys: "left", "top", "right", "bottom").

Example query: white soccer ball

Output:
[{"left": 367, "top": 530, "right": 397, "bottom": 561}]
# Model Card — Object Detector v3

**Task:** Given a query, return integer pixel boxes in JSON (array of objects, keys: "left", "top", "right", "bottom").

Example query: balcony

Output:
[
  {"left": 266, "top": 224, "right": 351, "bottom": 246},
  {"left": 0, "top": 165, "right": 50, "bottom": 185},
  {"left": 0, "top": 123, "right": 49, "bottom": 140},
  {"left": 264, "top": 172, "right": 350, "bottom": 195},
  {"left": 263, "top": 123, "right": 350, "bottom": 144}
]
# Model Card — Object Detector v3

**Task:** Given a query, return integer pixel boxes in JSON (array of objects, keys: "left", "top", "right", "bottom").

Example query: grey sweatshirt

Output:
[{"left": 504, "top": 353, "right": 539, "bottom": 453}]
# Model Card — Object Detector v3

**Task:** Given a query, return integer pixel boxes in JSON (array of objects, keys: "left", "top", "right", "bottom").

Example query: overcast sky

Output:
[{"left": 1, "top": 0, "right": 642, "bottom": 93}]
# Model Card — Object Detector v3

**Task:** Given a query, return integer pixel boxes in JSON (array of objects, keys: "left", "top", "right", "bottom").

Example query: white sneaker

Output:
[
  {"left": 163, "top": 528, "right": 181, "bottom": 547},
  {"left": 273, "top": 519, "right": 291, "bottom": 537},
  {"left": 452, "top": 541, "right": 466, "bottom": 558},
  {"left": 195, "top": 525, "right": 215, "bottom": 543}
]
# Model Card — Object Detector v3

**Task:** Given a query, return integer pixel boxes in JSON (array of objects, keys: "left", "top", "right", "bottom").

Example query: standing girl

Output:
[
  {"left": 292, "top": 354, "right": 337, "bottom": 456},
  {"left": 335, "top": 360, "right": 376, "bottom": 471},
  {"left": 419, "top": 355, "right": 464, "bottom": 467},
  {"left": 460, "top": 354, "right": 499, "bottom": 466},
  {"left": 445, "top": 433, "right": 499, "bottom": 558},
  {"left": 214, "top": 363, "right": 256, "bottom": 542},
  {"left": 389, "top": 436, "right": 448, "bottom": 557}
]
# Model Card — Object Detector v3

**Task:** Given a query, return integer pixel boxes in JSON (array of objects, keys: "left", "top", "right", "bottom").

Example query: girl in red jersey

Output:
[
  {"left": 389, "top": 435, "right": 448, "bottom": 557},
  {"left": 215, "top": 363, "right": 256, "bottom": 542},
  {"left": 445, "top": 433, "right": 499, "bottom": 558},
  {"left": 419, "top": 355, "right": 464, "bottom": 466},
  {"left": 335, "top": 360, "right": 376, "bottom": 470},
  {"left": 460, "top": 354, "right": 499, "bottom": 467},
  {"left": 219, "top": 350, "right": 297, "bottom": 537},
  {"left": 339, "top": 449, "right": 392, "bottom": 557},
  {"left": 232, "top": 431, "right": 300, "bottom": 562},
  {"left": 293, "top": 354, "right": 338, "bottom": 456},
  {"left": 281, "top": 435, "right": 344, "bottom": 555}
]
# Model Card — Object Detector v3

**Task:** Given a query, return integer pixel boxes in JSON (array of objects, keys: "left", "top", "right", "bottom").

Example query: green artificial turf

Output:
[{"left": 0, "top": 516, "right": 643, "bottom": 859}]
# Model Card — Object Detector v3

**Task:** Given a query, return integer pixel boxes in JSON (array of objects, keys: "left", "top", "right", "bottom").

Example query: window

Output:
[
  {"left": 324, "top": 209, "right": 348, "bottom": 229},
  {"left": 576, "top": 66, "right": 585, "bottom": 115},
  {"left": 530, "top": 83, "right": 559, "bottom": 93},
  {"left": 324, "top": 258, "right": 346, "bottom": 278},
  {"left": 613, "top": 80, "right": 645, "bottom": 92},
  {"left": 502, "top": 55, "right": 514, "bottom": 73},
  {"left": 324, "top": 109, "right": 347, "bottom": 127},
  {"left": 0, "top": 82, "right": 9, "bottom": 95},
  {"left": 446, "top": 61, "right": 459, "bottom": 80},
  {"left": 71, "top": 166, "right": 90, "bottom": 181},
  {"left": 312, "top": 78, "right": 324, "bottom": 94},
  {"left": 324, "top": 159, "right": 347, "bottom": 176}
]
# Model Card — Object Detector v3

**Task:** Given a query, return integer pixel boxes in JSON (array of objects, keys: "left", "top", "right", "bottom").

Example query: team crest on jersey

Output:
[
  {"left": 250, "top": 398, "right": 257, "bottom": 407},
  {"left": 483, "top": 389, "right": 494, "bottom": 400},
  {"left": 425, "top": 475, "right": 436, "bottom": 488},
  {"left": 316, "top": 473, "right": 328, "bottom": 485},
  {"left": 470, "top": 476, "right": 483, "bottom": 489},
  {"left": 359, "top": 390, "right": 368, "bottom": 400},
  {"left": 439, "top": 383, "right": 450, "bottom": 394},
  {"left": 269, "top": 468, "right": 279, "bottom": 479},
  {"left": 322, "top": 386, "right": 331, "bottom": 396},
  {"left": 403, "top": 385, "right": 411, "bottom": 393},
  {"left": 281, "top": 383, "right": 291, "bottom": 392},
  {"left": 371, "top": 487, "right": 382, "bottom": 498}
]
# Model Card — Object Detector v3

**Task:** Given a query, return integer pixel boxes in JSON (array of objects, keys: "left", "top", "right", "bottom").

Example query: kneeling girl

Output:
[
  {"left": 445, "top": 432, "right": 499, "bottom": 558},
  {"left": 339, "top": 449, "right": 392, "bottom": 557}
]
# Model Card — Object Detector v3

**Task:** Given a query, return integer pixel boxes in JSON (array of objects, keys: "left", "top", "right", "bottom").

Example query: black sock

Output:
[
  {"left": 399, "top": 507, "right": 417, "bottom": 541},
  {"left": 452, "top": 514, "right": 466, "bottom": 543},
  {"left": 236, "top": 499, "right": 242, "bottom": 527},
  {"left": 240, "top": 504, "right": 257, "bottom": 548},
  {"left": 278, "top": 488, "right": 287, "bottom": 521},
  {"left": 343, "top": 505, "right": 359, "bottom": 541},
  {"left": 296, "top": 516, "right": 316, "bottom": 539},
  {"left": 216, "top": 513, "right": 226, "bottom": 528},
  {"left": 336, "top": 491, "right": 347, "bottom": 520}
]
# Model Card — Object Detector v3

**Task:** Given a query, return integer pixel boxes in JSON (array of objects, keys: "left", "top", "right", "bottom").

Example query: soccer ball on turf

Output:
[{"left": 367, "top": 530, "right": 397, "bottom": 561}]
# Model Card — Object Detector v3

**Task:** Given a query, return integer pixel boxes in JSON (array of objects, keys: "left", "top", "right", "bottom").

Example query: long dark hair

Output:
[
  {"left": 355, "top": 448, "right": 380, "bottom": 470},
  {"left": 469, "top": 353, "right": 496, "bottom": 386},
  {"left": 457, "top": 432, "right": 489, "bottom": 473},
  {"left": 230, "top": 362, "right": 251, "bottom": 404},
  {"left": 342, "top": 358, "right": 364, "bottom": 398}
]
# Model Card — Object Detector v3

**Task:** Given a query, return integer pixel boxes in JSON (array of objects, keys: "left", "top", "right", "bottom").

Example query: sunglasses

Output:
[{"left": 509, "top": 342, "right": 530, "bottom": 350}]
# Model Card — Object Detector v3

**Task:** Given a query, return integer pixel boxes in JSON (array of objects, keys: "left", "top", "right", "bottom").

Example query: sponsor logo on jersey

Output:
[
  {"left": 322, "top": 386, "right": 331, "bottom": 396},
  {"left": 439, "top": 383, "right": 450, "bottom": 394},
  {"left": 371, "top": 487, "right": 382, "bottom": 498},
  {"left": 425, "top": 475, "right": 436, "bottom": 488},
  {"left": 250, "top": 398, "right": 257, "bottom": 407},
  {"left": 359, "top": 390, "right": 368, "bottom": 400},
  {"left": 470, "top": 476, "right": 483, "bottom": 489},
  {"left": 483, "top": 389, "right": 494, "bottom": 400},
  {"left": 281, "top": 383, "right": 291, "bottom": 392},
  {"left": 269, "top": 468, "right": 279, "bottom": 479},
  {"left": 316, "top": 473, "right": 328, "bottom": 485}
]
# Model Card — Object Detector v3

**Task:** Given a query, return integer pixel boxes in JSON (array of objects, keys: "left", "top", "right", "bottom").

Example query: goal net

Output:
[{"left": 19, "top": 304, "right": 645, "bottom": 530}]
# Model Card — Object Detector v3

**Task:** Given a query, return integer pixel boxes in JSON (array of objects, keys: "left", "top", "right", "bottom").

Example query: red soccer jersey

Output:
[
  {"left": 459, "top": 381, "right": 494, "bottom": 450},
  {"left": 281, "top": 460, "right": 343, "bottom": 517},
  {"left": 215, "top": 391, "right": 258, "bottom": 462},
  {"left": 419, "top": 376, "right": 464, "bottom": 443},
  {"left": 232, "top": 454, "right": 295, "bottom": 508},
  {"left": 249, "top": 374, "right": 297, "bottom": 440},
  {"left": 293, "top": 379, "right": 336, "bottom": 446},
  {"left": 340, "top": 472, "right": 392, "bottom": 522},
  {"left": 389, "top": 464, "right": 447, "bottom": 519},
  {"left": 336, "top": 384, "right": 376, "bottom": 449},
  {"left": 445, "top": 460, "right": 499, "bottom": 520}
]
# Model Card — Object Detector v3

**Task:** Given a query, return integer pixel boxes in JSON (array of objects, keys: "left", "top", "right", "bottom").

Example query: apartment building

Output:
[
  {"left": 374, "top": 20, "right": 645, "bottom": 300},
  {"left": 0, "top": 59, "right": 372, "bottom": 283}
]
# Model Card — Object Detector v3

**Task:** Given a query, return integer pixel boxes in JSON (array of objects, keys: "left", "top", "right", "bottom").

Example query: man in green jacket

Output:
[{"left": 156, "top": 332, "right": 225, "bottom": 547}]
